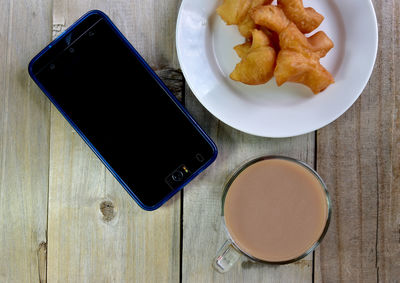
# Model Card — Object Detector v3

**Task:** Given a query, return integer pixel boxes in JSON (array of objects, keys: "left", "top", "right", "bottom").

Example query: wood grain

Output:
[
  {"left": 181, "top": 88, "right": 315, "bottom": 283},
  {"left": 47, "top": 1, "right": 182, "bottom": 282},
  {"left": 0, "top": 0, "right": 52, "bottom": 282},
  {"left": 314, "top": 0, "right": 400, "bottom": 282},
  {"left": 1, "top": 0, "right": 399, "bottom": 281}
]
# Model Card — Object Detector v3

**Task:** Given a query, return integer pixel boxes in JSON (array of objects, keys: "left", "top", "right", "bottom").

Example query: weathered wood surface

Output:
[
  {"left": 314, "top": 0, "right": 400, "bottom": 282},
  {"left": 0, "top": 0, "right": 399, "bottom": 282},
  {"left": 47, "top": 0, "right": 182, "bottom": 282},
  {"left": 0, "top": 0, "right": 51, "bottom": 282},
  {"left": 182, "top": 89, "right": 315, "bottom": 282}
]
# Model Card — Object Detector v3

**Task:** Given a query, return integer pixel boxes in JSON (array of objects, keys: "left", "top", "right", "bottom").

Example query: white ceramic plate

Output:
[{"left": 176, "top": 0, "right": 378, "bottom": 138}]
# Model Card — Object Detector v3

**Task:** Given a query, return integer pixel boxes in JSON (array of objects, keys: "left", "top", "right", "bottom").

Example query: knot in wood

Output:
[{"left": 100, "top": 200, "right": 115, "bottom": 222}]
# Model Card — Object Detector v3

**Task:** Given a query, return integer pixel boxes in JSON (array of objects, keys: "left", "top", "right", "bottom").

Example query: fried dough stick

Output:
[
  {"left": 238, "top": 0, "right": 273, "bottom": 38},
  {"left": 278, "top": 0, "right": 324, "bottom": 33},
  {"left": 250, "top": 5, "right": 332, "bottom": 56},
  {"left": 251, "top": 6, "right": 334, "bottom": 93},
  {"left": 230, "top": 29, "right": 276, "bottom": 85}
]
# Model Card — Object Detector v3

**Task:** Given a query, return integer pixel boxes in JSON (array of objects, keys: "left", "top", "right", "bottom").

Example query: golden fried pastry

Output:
[
  {"left": 237, "top": 0, "right": 273, "bottom": 38},
  {"left": 238, "top": 15, "right": 257, "bottom": 38},
  {"left": 230, "top": 29, "right": 276, "bottom": 85},
  {"left": 234, "top": 42, "right": 252, "bottom": 58},
  {"left": 274, "top": 23, "right": 334, "bottom": 93},
  {"left": 279, "top": 23, "right": 315, "bottom": 55},
  {"left": 250, "top": 5, "right": 290, "bottom": 33},
  {"left": 233, "top": 29, "right": 272, "bottom": 58},
  {"left": 250, "top": 28, "right": 272, "bottom": 48},
  {"left": 230, "top": 46, "right": 276, "bottom": 84},
  {"left": 254, "top": 14, "right": 333, "bottom": 58},
  {"left": 307, "top": 31, "right": 334, "bottom": 58},
  {"left": 217, "top": 0, "right": 252, "bottom": 25},
  {"left": 260, "top": 26, "right": 281, "bottom": 52},
  {"left": 277, "top": 0, "right": 324, "bottom": 33},
  {"left": 217, "top": 1, "right": 335, "bottom": 93},
  {"left": 279, "top": 23, "right": 333, "bottom": 58},
  {"left": 274, "top": 50, "right": 334, "bottom": 94},
  {"left": 233, "top": 28, "right": 273, "bottom": 58}
]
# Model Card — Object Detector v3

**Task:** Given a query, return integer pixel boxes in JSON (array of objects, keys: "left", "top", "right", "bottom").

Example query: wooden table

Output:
[{"left": 0, "top": 0, "right": 399, "bottom": 282}]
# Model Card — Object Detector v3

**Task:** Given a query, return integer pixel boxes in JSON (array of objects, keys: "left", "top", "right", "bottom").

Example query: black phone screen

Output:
[{"left": 32, "top": 14, "right": 216, "bottom": 209}]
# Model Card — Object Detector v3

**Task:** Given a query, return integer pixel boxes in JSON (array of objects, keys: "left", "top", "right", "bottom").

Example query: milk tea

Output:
[{"left": 224, "top": 158, "right": 329, "bottom": 262}]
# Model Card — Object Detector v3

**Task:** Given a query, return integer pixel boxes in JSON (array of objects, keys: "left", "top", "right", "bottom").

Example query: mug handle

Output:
[{"left": 213, "top": 240, "right": 242, "bottom": 273}]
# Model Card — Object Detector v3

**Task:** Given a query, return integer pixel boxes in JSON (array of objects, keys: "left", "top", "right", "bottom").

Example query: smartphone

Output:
[{"left": 28, "top": 10, "right": 217, "bottom": 211}]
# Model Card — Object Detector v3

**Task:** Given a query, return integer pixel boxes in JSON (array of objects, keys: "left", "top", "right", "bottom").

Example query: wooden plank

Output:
[
  {"left": 182, "top": 89, "right": 315, "bottom": 282},
  {"left": 47, "top": 1, "right": 182, "bottom": 282},
  {"left": 314, "top": 0, "right": 400, "bottom": 282},
  {"left": 0, "top": 0, "right": 52, "bottom": 282}
]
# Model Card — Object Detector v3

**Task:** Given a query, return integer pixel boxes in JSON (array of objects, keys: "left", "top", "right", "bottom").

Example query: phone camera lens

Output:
[
  {"left": 88, "top": 30, "right": 95, "bottom": 37},
  {"left": 172, "top": 170, "right": 184, "bottom": 182},
  {"left": 49, "top": 64, "right": 55, "bottom": 70},
  {"left": 69, "top": 47, "right": 75, "bottom": 53}
]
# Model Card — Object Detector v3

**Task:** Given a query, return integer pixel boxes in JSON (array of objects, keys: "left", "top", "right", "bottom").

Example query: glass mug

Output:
[{"left": 213, "top": 156, "right": 331, "bottom": 273}]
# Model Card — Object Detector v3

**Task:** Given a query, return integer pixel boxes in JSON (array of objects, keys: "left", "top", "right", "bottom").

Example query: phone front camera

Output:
[
  {"left": 69, "top": 47, "right": 75, "bottom": 53},
  {"left": 49, "top": 64, "right": 55, "bottom": 70},
  {"left": 172, "top": 170, "right": 184, "bottom": 182}
]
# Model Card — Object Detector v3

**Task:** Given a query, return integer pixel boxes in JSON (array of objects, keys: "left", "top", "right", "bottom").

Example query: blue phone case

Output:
[{"left": 28, "top": 10, "right": 217, "bottom": 211}]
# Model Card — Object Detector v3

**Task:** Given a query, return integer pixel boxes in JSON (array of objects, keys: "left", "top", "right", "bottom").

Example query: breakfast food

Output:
[
  {"left": 237, "top": 0, "right": 273, "bottom": 38},
  {"left": 216, "top": 0, "right": 273, "bottom": 38},
  {"left": 251, "top": 5, "right": 290, "bottom": 33},
  {"left": 230, "top": 29, "right": 276, "bottom": 85},
  {"left": 275, "top": 49, "right": 334, "bottom": 94},
  {"left": 277, "top": 0, "right": 324, "bottom": 33},
  {"left": 216, "top": 0, "right": 252, "bottom": 25},
  {"left": 278, "top": 24, "right": 333, "bottom": 57},
  {"left": 217, "top": 0, "right": 335, "bottom": 94},
  {"left": 307, "top": 31, "right": 334, "bottom": 58},
  {"left": 253, "top": 7, "right": 334, "bottom": 93}
]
